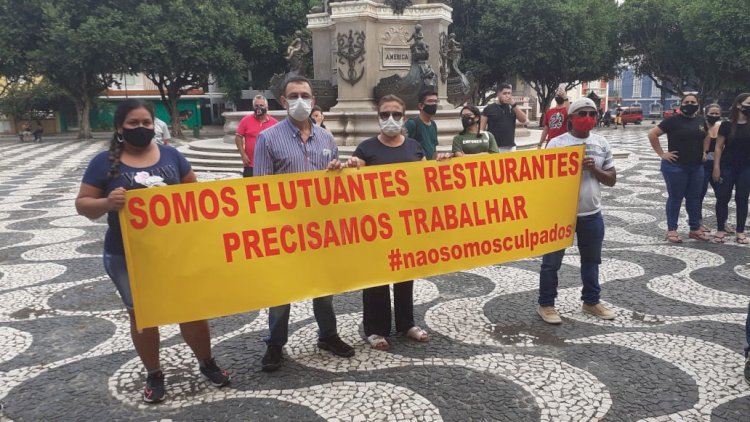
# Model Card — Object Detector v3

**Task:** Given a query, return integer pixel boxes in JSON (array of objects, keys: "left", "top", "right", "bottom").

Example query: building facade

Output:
[{"left": 608, "top": 67, "right": 680, "bottom": 117}]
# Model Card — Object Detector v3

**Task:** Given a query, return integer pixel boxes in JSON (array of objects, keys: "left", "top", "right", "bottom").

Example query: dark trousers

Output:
[
  {"left": 363, "top": 281, "right": 415, "bottom": 337},
  {"left": 699, "top": 159, "right": 719, "bottom": 224},
  {"left": 715, "top": 162, "right": 750, "bottom": 233},
  {"left": 243, "top": 167, "right": 254, "bottom": 177},
  {"left": 539, "top": 212, "right": 604, "bottom": 306}
]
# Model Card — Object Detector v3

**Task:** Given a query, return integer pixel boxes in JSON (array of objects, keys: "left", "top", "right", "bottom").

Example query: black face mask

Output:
[
  {"left": 706, "top": 116, "right": 720, "bottom": 125},
  {"left": 254, "top": 106, "right": 267, "bottom": 116},
  {"left": 461, "top": 116, "right": 475, "bottom": 128},
  {"left": 122, "top": 127, "right": 154, "bottom": 147},
  {"left": 422, "top": 104, "right": 438, "bottom": 115},
  {"left": 680, "top": 104, "right": 699, "bottom": 116},
  {"left": 740, "top": 106, "right": 750, "bottom": 117},
  {"left": 554, "top": 96, "right": 565, "bottom": 105}
]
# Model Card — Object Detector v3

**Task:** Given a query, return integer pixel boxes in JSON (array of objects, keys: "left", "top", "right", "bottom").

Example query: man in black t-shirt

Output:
[{"left": 480, "top": 83, "right": 527, "bottom": 151}]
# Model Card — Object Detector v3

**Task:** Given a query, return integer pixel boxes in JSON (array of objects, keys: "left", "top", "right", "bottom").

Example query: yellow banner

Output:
[{"left": 121, "top": 146, "right": 584, "bottom": 329}]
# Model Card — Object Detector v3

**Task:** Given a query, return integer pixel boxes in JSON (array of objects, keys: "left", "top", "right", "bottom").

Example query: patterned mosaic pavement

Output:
[{"left": 0, "top": 127, "right": 748, "bottom": 421}]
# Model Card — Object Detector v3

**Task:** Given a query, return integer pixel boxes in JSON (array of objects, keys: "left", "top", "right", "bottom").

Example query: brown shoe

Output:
[
  {"left": 537, "top": 305, "right": 562, "bottom": 324},
  {"left": 582, "top": 303, "right": 616, "bottom": 320}
]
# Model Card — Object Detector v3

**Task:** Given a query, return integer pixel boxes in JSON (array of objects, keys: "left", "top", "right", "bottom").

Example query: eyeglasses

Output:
[
  {"left": 379, "top": 111, "right": 404, "bottom": 120},
  {"left": 575, "top": 111, "right": 598, "bottom": 118}
]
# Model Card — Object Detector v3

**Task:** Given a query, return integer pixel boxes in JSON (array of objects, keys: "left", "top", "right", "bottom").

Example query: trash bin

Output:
[{"left": 192, "top": 126, "right": 200, "bottom": 138}]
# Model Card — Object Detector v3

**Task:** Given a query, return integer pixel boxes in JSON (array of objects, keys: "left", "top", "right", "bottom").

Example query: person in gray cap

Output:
[{"left": 537, "top": 97, "right": 617, "bottom": 324}]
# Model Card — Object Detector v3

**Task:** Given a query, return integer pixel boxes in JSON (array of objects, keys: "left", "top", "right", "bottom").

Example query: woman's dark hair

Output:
[
  {"left": 705, "top": 103, "right": 721, "bottom": 114},
  {"left": 728, "top": 93, "right": 750, "bottom": 140},
  {"left": 108, "top": 99, "right": 155, "bottom": 179},
  {"left": 311, "top": 105, "right": 323, "bottom": 113},
  {"left": 460, "top": 104, "right": 481, "bottom": 136},
  {"left": 680, "top": 93, "right": 699, "bottom": 104}
]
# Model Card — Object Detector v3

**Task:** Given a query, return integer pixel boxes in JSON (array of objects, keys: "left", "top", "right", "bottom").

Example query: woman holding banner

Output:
[
  {"left": 451, "top": 104, "right": 499, "bottom": 156},
  {"left": 346, "top": 94, "right": 430, "bottom": 350},
  {"left": 75, "top": 99, "right": 230, "bottom": 403}
]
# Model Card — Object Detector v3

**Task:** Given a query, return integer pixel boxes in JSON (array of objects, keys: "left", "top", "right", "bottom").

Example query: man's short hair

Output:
[
  {"left": 253, "top": 95, "right": 267, "bottom": 104},
  {"left": 498, "top": 83, "right": 512, "bottom": 92},
  {"left": 283, "top": 76, "right": 313, "bottom": 96},
  {"left": 418, "top": 89, "right": 438, "bottom": 104}
]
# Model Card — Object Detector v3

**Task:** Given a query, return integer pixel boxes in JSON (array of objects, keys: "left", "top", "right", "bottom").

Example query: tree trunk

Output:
[
  {"left": 169, "top": 94, "right": 183, "bottom": 138},
  {"left": 78, "top": 96, "right": 93, "bottom": 140}
]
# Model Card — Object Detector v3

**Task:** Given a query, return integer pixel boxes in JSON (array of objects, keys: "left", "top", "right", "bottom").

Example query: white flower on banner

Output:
[{"left": 134, "top": 171, "right": 166, "bottom": 187}]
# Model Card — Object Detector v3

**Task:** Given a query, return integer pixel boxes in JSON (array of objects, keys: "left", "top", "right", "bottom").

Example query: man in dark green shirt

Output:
[{"left": 404, "top": 90, "right": 439, "bottom": 159}]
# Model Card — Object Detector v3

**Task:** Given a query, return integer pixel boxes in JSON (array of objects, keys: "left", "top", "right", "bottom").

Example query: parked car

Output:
[
  {"left": 662, "top": 108, "right": 679, "bottom": 119},
  {"left": 620, "top": 106, "right": 643, "bottom": 125}
]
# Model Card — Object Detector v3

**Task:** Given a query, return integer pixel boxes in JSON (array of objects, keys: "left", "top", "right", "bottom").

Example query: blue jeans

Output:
[
  {"left": 660, "top": 160, "right": 703, "bottom": 231},
  {"left": 700, "top": 160, "right": 719, "bottom": 224},
  {"left": 264, "top": 296, "right": 338, "bottom": 347},
  {"left": 715, "top": 162, "right": 750, "bottom": 233},
  {"left": 539, "top": 212, "right": 604, "bottom": 306}
]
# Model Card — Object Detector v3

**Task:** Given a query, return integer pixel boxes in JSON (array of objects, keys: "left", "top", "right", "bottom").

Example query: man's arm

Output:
[
  {"left": 253, "top": 134, "right": 273, "bottom": 176},
  {"left": 591, "top": 166, "right": 616, "bottom": 187},
  {"left": 514, "top": 105, "right": 527, "bottom": 124},
  {"left": 479, "top": 114, "right": 488, "bottom": 132},
  {"left": 234, "top": 134, "right": 251, "bottom": 167}
]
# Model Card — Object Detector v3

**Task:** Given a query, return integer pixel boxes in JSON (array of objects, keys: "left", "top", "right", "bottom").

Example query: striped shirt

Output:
[
  {"left": 254, "top": 118, "right": 339, "bottom": 176},
  {"left": 547, "top": 132, "right": 614, "bottom": 216}
]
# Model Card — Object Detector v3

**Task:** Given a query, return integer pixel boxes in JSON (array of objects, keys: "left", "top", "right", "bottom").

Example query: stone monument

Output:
[{"left": 224, "top": 0, "right": 473, "bottom": 146}]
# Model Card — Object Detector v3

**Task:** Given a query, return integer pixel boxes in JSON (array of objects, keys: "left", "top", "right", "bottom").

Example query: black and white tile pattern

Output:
[{"left": 0, "top": 128, "right": 748, "bottom": 421}]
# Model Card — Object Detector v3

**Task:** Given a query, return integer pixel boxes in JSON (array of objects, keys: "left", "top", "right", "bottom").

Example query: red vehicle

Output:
[
  {"left": 662, "top": 108, "right": 680, "bottom": 119},
  {"left": 619, "top": 106, "right": 643, "bottom": 125}
]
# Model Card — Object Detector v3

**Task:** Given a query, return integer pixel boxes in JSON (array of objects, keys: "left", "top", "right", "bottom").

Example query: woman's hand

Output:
[
  {"left": 660, "top": 151, "right": 678, "bottom": 162},
  {"left": 712, "top": 167, "right": 721, "bottom": 183},
  {"left": 435, "top": 152, "right": 454, "bottom": 161},
  {"left": 107, "top": 187, "right": 127, "bottom": 212},
  {"left": 326, "top": 159, "right": 345, "bottom": 171},
  {"left": 346, "top": 156, "right": 363, "bottom": 169}
]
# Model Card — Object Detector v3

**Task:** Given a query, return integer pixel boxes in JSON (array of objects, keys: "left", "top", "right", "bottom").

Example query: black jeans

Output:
[{"left": 362, "top": 281, "right": 414, "bottom": 337}]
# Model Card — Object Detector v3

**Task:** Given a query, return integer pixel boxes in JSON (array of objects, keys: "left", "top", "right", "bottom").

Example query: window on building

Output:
[
  {"left": 612, "top": 77, "right": 622, "bottom": 95},
  {"left": 650, "top": 103, "right": 662, "bottom": 115},
  {"left": 632, "top": 77, "right": 641, "bottom": 97},
  {"left": 651, "top": 79, "right": 661, "bottom": 97}
]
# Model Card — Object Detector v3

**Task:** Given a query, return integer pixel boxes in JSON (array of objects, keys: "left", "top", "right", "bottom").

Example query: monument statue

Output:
[
  {"left": 285, "top": 30, "right": 311, "bottom": 74},
  {"left": 374, "top": 23, "right": 438, "bottom": 109},
  {"left": 270, "top": 29, "right": 338, "bottom": 111},
  {"left": 385, "top": 0, "right": 413, "bottom": 15},
  {"left": 439, "top": 32, "right": 473, "bottom": 106}
]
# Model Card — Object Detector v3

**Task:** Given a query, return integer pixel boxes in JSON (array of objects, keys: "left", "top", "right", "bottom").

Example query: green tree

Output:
[
  {"left": 133, "top": 1, "right": 239, "bottom": 136},
  {"left": 238, "top": 0, "right": 315, "bottom": 90},
  {"left": 619, "top": 0, "right": 698, "bottom": 98},
  {"left": 450, "top": 0, "right": 510, "bottom": 104},
  {"left": 0, "top": 0, "right": 136, "bottom": 139},
  {"left": 681, "top": 0, "right": 750, "bottom": 101},
  {"left": 478, "top": 0, "right": 621, "bottom": 112},
  {"left": 0, "top": 78, "right": 67, "bottom": 122}
]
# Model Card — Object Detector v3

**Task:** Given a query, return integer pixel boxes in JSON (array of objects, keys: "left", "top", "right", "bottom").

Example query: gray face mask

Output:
[
  {"left": 379, "top": 116, "right": 403, "bottom": 136},
  {"left": 286, "top": 98, "right": 313, "bottom": 122}
]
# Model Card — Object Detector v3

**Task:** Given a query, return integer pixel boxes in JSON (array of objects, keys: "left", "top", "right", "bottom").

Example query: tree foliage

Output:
[
  {"left": 477, "top": 0, "right": 621, "bottom": 112},
  {"left": 0, "top": 0, "right": 136, "bottom": 138},
  {"left": 0, "top": 78, "right": 67, "bottom": 121},
  {"left": 620, "top": 0, "right": 750, "bottom": 102}
]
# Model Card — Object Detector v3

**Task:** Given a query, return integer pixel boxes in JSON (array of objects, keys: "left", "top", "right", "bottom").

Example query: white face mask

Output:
[
  {"left": 379, "top": 116, "right": 403, "bottom": 137},
  {"left": 286, "top": 98, "right": 313, "bottom": 122}
]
